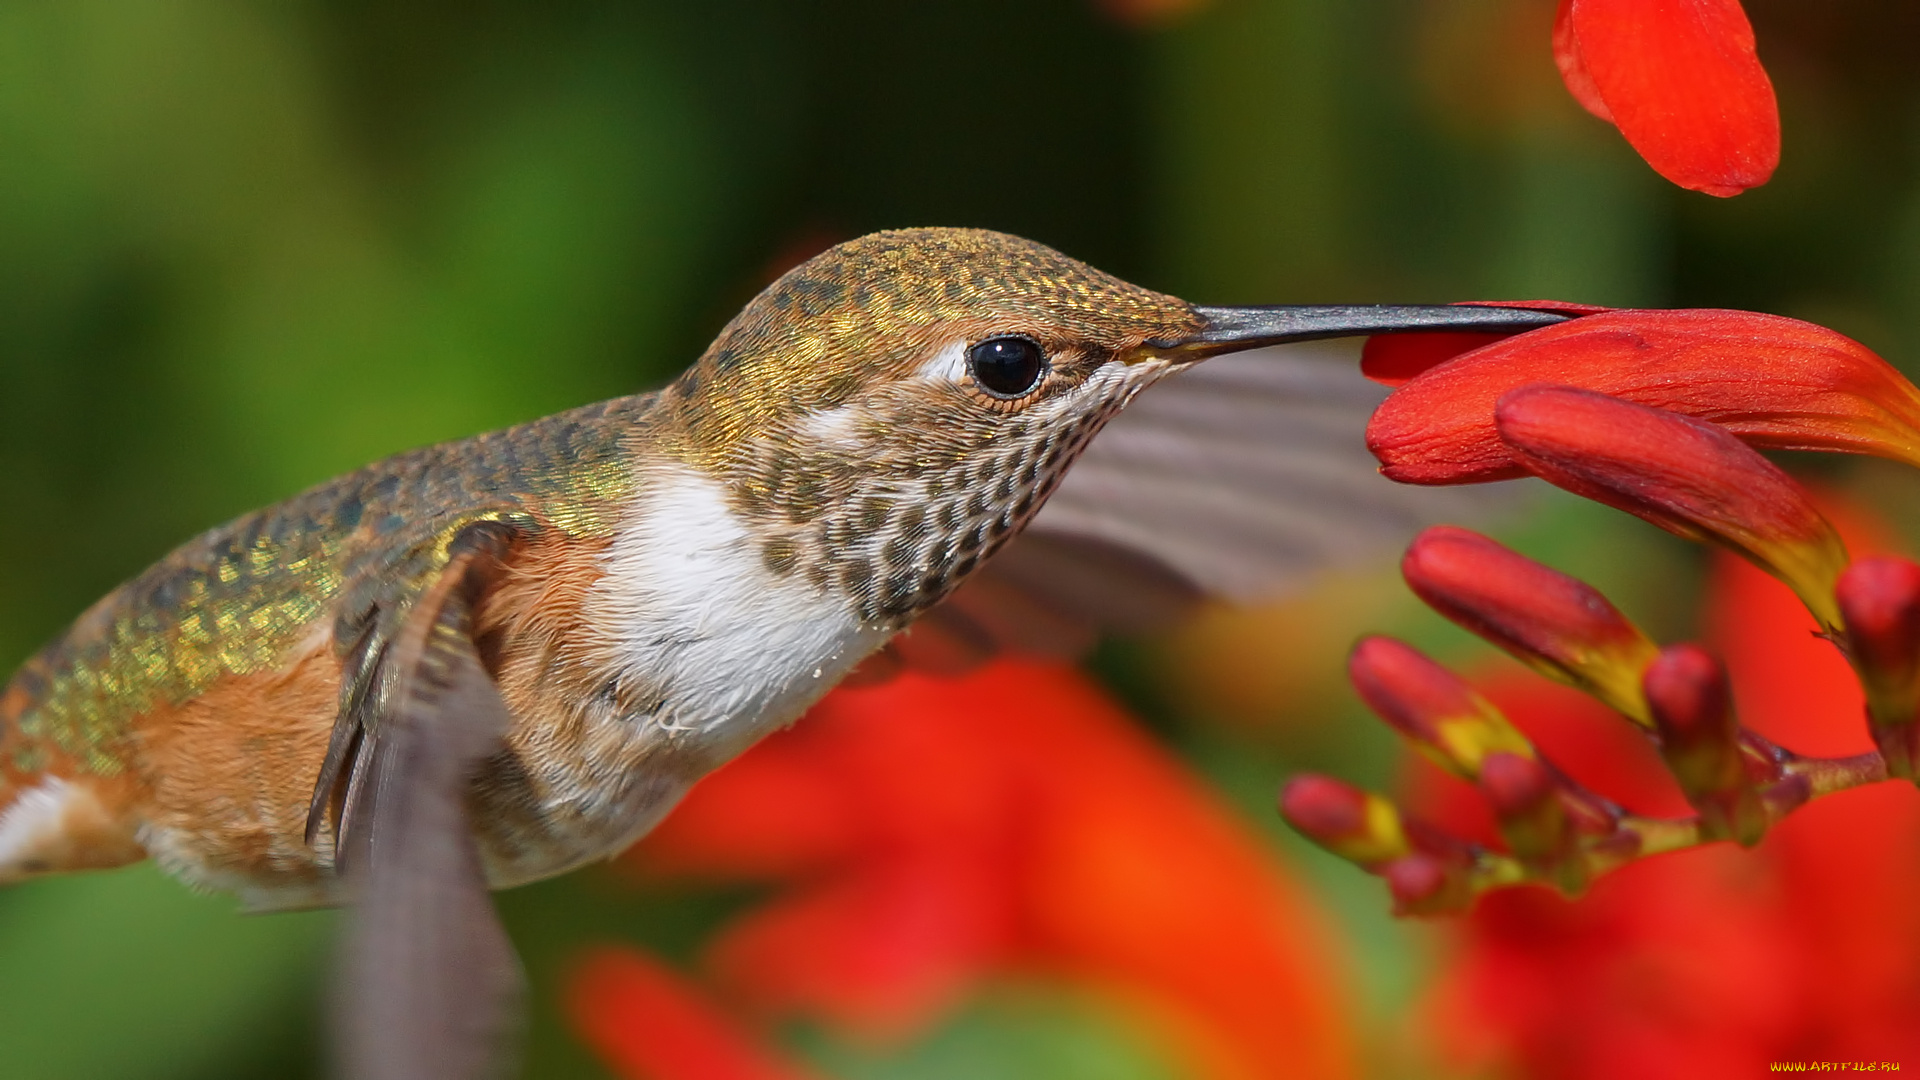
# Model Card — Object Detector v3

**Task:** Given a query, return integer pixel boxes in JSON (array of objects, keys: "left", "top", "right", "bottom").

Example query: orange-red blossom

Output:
[
  {"left": 576, "top": 660, "right": 1359, "bottom": 1079},
  {"left": 1366, "top": 309, "right": 1920, "bottom": 485},
  {"left": 1289, "top": 305, "right": 1920, "bottom": 909}
]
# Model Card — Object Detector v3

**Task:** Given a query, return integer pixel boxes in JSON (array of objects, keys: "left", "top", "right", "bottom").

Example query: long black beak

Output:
[{"left": 1153, "top": 304, "right": 1571, "bottom": 362}]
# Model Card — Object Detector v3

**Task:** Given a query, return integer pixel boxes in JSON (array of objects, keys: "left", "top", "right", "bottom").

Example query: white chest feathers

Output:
[{"left": 583, "top": 464, "right": 888, "bottom": 761}]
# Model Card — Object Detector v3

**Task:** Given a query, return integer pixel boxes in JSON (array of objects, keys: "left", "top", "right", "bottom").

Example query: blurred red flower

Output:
[
  {"left": 1552, "top": 0, "right": 1779, "bottom": 196},
  {"left": 570, "top": 949, "right": 821, "bottom": 1080},
  {"left": 1413, "top": 530, "right": 1920, "bottom": 1077},
  {"left": 569, "top": 659, "right": 1357, "bottom": 1080}
]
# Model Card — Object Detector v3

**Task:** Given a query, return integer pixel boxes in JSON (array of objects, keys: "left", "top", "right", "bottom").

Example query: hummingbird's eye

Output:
[{"left": 965, "top": 336, "right": 1048, "bottom": 399}]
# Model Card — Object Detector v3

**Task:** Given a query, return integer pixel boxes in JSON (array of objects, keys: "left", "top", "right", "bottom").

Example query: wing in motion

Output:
[{"left": 315, "top": 522, "right": 526, "bottom": 1080}]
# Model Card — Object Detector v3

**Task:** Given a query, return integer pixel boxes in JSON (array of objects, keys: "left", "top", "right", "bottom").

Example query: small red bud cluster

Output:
[{"left": 1284, "top": 313, "right": 1920, "bottom": 912}]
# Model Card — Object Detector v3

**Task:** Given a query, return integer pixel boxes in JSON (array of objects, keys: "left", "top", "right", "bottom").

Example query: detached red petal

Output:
[
  {"left": 1556, "top": 0, "right": 1780, "bottom": 196},
  {"left": 1368, "top": 309, "right": 1920, "bottom": 485},
  {"left": 1552, "top": 0, "right": 1613, "bottom": 122}
]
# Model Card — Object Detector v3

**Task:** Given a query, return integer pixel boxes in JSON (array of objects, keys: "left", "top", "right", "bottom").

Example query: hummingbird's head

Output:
[
  {"left": 654, "top": 228, "right": 1560, "bottom": 627},
  {"left": 669, "top": 227, "right": 1208, "bottom": 447},
  {"left": 653, "top": 228, "right": 1210, "bottom": 625}
]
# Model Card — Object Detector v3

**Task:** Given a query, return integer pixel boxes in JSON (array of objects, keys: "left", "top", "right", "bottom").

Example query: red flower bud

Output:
[
  {"left": 1479, "top": 752, "right": 1557, "bottom": 818},
  {"left": 1494, "top": 387, "right": 1850, "bottom": 631},
  {"left": 1383, "top": 854, "right": 1445, "bottom": 906},
  {"left": 1348, "top": 636, "right": 1536, "bottom": 779},
  {"left": 1367, "top": 310, "right": 1920, "bottom": 485},
  {"left": 1553, "top": 0, "right": 1778, "bottom": 197},
  {"left": 1401, "top": 526, "right": 1660, "bottom": 725},
  {"left": 1481, "top": 748, "right": 1566, "bottom": 832},
  {"left": 1836, "top": 557, "right": 1920, "bottom": 780},
  {"left": 1643, "top": 644, "right": 1766, "bottom": 844},
  {"left": 1279, "top": 775, "right": 1409, "bottom": 868},
  {"left": 1478, "top": 752, "right": 1588, "bottom": 894},
  {"left": 1383, "top": 853, "right": 1474, "bottom": 916}
]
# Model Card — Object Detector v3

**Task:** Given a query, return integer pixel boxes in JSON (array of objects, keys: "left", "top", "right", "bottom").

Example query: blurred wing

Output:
[
  {"left": 330, "top": 526, "right": 525, "bottom": 1080},
  {"left": 1027, "top": 341, "right": 1519, "bottom": 599},
  {"left": 871, "top": 343, "right": 1519, "bottom": 675}
]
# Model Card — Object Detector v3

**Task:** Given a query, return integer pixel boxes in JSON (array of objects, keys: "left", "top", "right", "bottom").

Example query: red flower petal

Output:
[
  {"left": 1368, "top": 309, "right": 1920, "bottom": 485},
  {"left": 1559, "top": 0, "right": 1780, "bottom": 196},
  {"left": 1641, "top": 645, "right": 1737, "bottom": 759},
  {"left": 1360, "top": 300, "right": 1613, "bottom": 387},
  {"left": 1364, "top": 332, "right": 1516, "bottom": 388}
]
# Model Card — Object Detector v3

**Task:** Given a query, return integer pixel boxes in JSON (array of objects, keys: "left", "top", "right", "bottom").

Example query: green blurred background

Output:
[{"left": 2, "top": 1, "right": 1918, "bottom": 1076}]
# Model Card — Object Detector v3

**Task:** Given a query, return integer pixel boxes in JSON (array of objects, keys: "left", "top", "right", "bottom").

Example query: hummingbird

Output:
[{"left": 0, "top": 228, "right": 1561, "bottom": 1077}]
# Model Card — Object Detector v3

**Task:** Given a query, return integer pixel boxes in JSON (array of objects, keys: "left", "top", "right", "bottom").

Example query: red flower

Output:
[
  {"left": 1360, "top": 300, "right": 1615, "bottom": 388},
  {"left": 1280, "top": 774, "right": 1416, "bottom": 869},
  {"left": 1367, "top": 309, "right": 1920, "bottom": 485},
  {"left": 1299, "top": 282, "right": 1920, "bottom": 1068},
  {"left": 573, "top": 660, "right": 1358, "bottom": 1080},
  {"left": 569, "top": 949, "right": 819, "bottom": 1080},
  {"left": 1552, "top": 0, "right": 1779, "bottom": 196},
  {"left": 1294, "top": 304, "right": 1920, "bottom": 909},
  {"left": 1420, "top": 546, "right": 1920, "bottom": 1077}
]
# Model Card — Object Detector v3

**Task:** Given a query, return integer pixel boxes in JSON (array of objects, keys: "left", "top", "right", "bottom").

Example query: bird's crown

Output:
[{"left": 659, "top": 227, "right": 1204, "bottom": 466}]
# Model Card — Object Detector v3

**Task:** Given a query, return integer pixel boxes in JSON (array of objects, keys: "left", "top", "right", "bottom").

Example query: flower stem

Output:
[
  {"left": 1788, "top": 750, "right": 1888, "bottom": 797},
  {"left": 1451, "top": 746, "right": 1894, "bottom": 905}
]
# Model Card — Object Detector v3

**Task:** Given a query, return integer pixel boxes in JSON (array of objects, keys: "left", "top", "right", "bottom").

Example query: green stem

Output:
[
  {"left": 1788, "top": 750, "right": 1888, "bottom": 796},
  {"left": 1455, "top": 746, "right": 1894, "bottom": 902}
]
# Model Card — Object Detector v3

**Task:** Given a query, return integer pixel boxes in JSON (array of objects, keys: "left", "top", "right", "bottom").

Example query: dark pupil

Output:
[{"left": 967, "top": 336, "right": 1045, "bottom": 398}]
